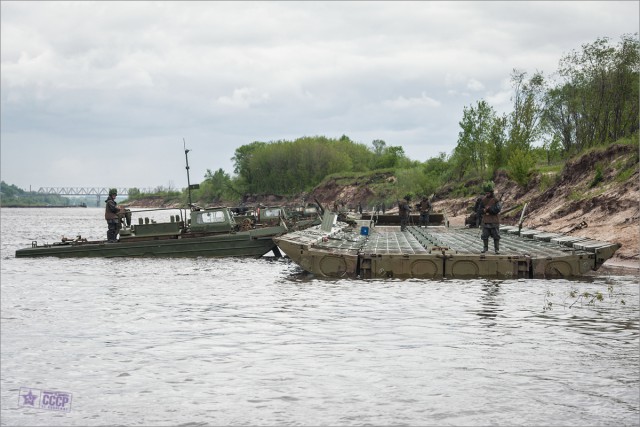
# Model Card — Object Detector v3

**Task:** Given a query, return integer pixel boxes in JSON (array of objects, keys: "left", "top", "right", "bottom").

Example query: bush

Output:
[{"left": 508, "top": 149, "right": 535, "bottom": 187}]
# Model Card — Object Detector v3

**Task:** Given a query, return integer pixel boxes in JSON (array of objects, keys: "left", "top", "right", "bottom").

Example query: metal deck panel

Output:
[
  {"left": 409, "top": 226, "right": 588, "bottom": 257},
  {"left": 550, "top": 236, "right": 589, "bottom": 246}
]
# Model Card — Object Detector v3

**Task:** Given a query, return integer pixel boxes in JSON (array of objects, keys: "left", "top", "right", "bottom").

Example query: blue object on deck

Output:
[{"left": 360, "top": 226, "right": 369, "bottom": 236}]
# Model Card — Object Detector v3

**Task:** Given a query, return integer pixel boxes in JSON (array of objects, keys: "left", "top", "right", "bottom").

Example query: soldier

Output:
[
  {"left": 480, "top": 183, "right": 501, "bottom": 254},
  {"left": 104, "top": 188, "right": 122, "bottom": 242},
  {"left": 418, "top": 196, "right": 432, "bottom": 227},
  {"left": 398, "top": 195, "right": 411, "bottom": 231}
]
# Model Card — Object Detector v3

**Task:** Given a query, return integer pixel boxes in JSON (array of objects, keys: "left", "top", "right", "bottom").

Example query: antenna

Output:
[{"left": 184, "top": 138, "right": 194, "bottom": 208}]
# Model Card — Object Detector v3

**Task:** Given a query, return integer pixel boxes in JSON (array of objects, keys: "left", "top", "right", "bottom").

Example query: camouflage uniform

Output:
[
  {"left": 481, "top": 191, "right": 500, "bottom": 253},
  {"left": 398, "top": 198, "right": 411, "bottom": 231},
  {"left": 104, "top": 189, "right": 121, "bottom": 242},
  {"left": 419, "top": 198, "right": 431, "bottom": 227}
]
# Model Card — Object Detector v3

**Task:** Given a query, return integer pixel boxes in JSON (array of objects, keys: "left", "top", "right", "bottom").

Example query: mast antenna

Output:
[{"left": 184, "top": 138, "right": 194, "bottom": 208}]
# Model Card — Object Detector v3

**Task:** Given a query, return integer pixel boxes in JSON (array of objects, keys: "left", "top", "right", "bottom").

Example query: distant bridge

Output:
[
  {"left": 35, "top": 187, "right": 157, "bottom": 206},
  {"left": 35, "top": 187, "right": 155, "bottom": 196}
]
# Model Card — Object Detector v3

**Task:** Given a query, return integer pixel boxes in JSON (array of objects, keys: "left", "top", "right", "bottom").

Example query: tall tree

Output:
[
  {"left": 232, "top": 141, "right": 267, "bottom": 183},
  {"left": 198, "top": 168, "right": 233, "bottom": 203},
  {"left": 487, "top": 114, "right": 508, "bottom": 175},
  {"left": 549, "top": 34, "right": 639, "bottom": 153},
  {"left": 372, "top": 139, "right": 386, "bottom": 156},
  {"left": 507, "top": 69, "right": 546, "bottom": 154},
  {"left": 452, "top": 100, "right": 496, "bottom": 178}
]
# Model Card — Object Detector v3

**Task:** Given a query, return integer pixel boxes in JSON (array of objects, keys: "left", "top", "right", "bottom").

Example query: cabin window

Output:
[
  {"left": 263, "top": 209, "right": 280, "bottom": 218},
  {"left": 196, "top": 211, "right": 226, "bottom": 224}
]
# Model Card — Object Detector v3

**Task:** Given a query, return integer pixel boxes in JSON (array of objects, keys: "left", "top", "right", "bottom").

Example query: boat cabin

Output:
[
  {"left": 118, "top": 207, "right": 238, "bottom": 240},
  {"left": 189, "top": 208, "right": 235, "bottom": 233}
]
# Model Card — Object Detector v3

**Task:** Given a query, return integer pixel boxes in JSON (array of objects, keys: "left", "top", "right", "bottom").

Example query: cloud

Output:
[
  {"left": 216, "top": 88, "right": 270, "bottom": 109},
  {"left": 466, "top": 79, "right": 485, "bottom": 92},
  {"left": 383, "top": 93, "right": 441, "bottom": 109},
  {"left": 1, "top": 1, "right": 638, "bottom": 189}
]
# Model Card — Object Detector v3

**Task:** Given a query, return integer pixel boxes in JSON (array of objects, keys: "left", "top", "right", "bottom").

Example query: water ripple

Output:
[{"left": 1, "top": 208, "right": 638, "bottom": 426}]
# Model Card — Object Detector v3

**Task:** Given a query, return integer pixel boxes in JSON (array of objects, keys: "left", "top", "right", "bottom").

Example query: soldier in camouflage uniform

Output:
[
  {"left": 480, "top": 183, "right": 500, "bottom": 254},
  {"left": 398, "top": 195, "right": 411, "bottom": 231},
  {"left": 418, "top": 196, "right": 432, "bottom": 227},
  {"left": 104, "top": 188, "right": 122, "bottom": 242}
]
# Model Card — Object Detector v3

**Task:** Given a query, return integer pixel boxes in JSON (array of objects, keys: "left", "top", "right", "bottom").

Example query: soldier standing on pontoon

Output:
[
  {"left": 418, "top": 196, "right": 432, "bottom": 227},
  {"left": 480, "top": 183, "right": 501, "bottom": 254},
  {"left": 398, "top": 195, "right": 411, "bottom": 231}
]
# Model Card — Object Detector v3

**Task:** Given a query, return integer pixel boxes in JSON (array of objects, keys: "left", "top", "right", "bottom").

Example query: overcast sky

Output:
[{"left": 1, "top": 1, "right": 638, "bottom": 191}]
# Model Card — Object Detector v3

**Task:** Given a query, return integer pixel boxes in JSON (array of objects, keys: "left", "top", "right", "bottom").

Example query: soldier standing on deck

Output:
[
  {"left": 105, "top": 188, "right": 122, "bottom": 243},
  {"left": 418, "top": 196, "right": 432, "bottom": 227},
  {"left": 398, "top": 195, "right": 411, "bottom": 231},
  {"left": 480, "top": 183, "right": 501, "bottom": 254}
]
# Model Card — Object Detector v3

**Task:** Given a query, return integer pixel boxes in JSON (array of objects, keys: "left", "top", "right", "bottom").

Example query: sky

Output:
[{"left": 1, "top": 1, "right": 638, "bottom": 192}]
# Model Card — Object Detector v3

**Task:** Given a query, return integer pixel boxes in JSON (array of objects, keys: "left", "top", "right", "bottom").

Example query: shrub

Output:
[{"left": 508, "top": 149, "right": 535, "bottom": 187}]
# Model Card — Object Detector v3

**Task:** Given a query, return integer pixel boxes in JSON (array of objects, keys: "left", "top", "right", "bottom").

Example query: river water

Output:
[{"left": 1, "top": 208, "right": 638, "bottom": 426}]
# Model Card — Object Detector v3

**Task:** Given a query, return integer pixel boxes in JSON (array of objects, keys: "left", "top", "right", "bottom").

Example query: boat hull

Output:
[
  {"left": 15, "top": 233, "right": 278, "bottom": 258},
  {"left": 274, "top": 223, "right": 621, "bottom": 279}
]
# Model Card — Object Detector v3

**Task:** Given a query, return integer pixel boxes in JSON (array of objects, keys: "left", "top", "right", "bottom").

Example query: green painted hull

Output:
[{"left": 15, "top": 230, "right": 280, "bottom": 259}]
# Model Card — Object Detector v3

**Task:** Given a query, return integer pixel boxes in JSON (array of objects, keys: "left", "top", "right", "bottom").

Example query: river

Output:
[{"left": 1, "top": 208, "right": 638, "bottom": 426}]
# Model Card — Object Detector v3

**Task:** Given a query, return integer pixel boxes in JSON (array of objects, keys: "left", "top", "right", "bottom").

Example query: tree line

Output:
[
  {"left": 450, "top": 34, "right": 638, "bottom": 186},
  {"left": 0, "top": 181, "right": 84, "bottom": 206}
]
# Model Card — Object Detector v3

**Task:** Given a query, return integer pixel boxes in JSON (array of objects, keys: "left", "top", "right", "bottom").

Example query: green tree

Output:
[
  {"left": 542, "top": 83, "right": 575, "bottom": 154},
  {"left": 232, "top": 141, "right": 267, "bottom": 183},
  {"left": 541, "top": 135, "right": 563, "bottom": 165},
  {"left": 375, "top": 145, "right": 407, "bottom": 169},
  {"left": 508, "top": 148, "right": 535, "bottom": 187},
  {"left": 487, "top": 114, "right": 508, "bottom": 175},
  {"left": 196, "top": 168, "right": 233, "bottom": 204},
  {"left": 452, "top": 100, "right": 496, "bottom": 179},
  {"left": 548, "top": 34, "right": 639, "bottom": 153},
  {"left": 372, "top": 139, "right": 386, "bottom": 156},
  {"left": 507, "top": 69, "right": 546, "bottom": 154},
  {"left": 0, "top": 181, "right": 70, "bottom": 206}
]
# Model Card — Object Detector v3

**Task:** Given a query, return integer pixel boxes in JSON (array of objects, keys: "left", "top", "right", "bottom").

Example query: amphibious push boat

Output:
[{"left": 15, "top": 206, "right": 288, "bottom": 259}]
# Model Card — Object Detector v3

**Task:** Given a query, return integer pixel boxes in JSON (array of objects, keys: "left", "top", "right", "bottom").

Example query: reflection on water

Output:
[
  {"left": 1, "top": 208, "right": 639, "bottom": 426},
  {"left": 476, "top": 282, "right": 503, "bottom": 325}
]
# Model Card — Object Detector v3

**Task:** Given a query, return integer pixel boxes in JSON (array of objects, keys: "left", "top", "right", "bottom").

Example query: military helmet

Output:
[
  {"left": 404, "top": 194, "right": 412, "bottom": 201},
  {"left": 483, "top": 181, "right": 494, "bottom": 193},
  {"left": 109, "top": 188, "right": 118, "bottom": 196}
]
